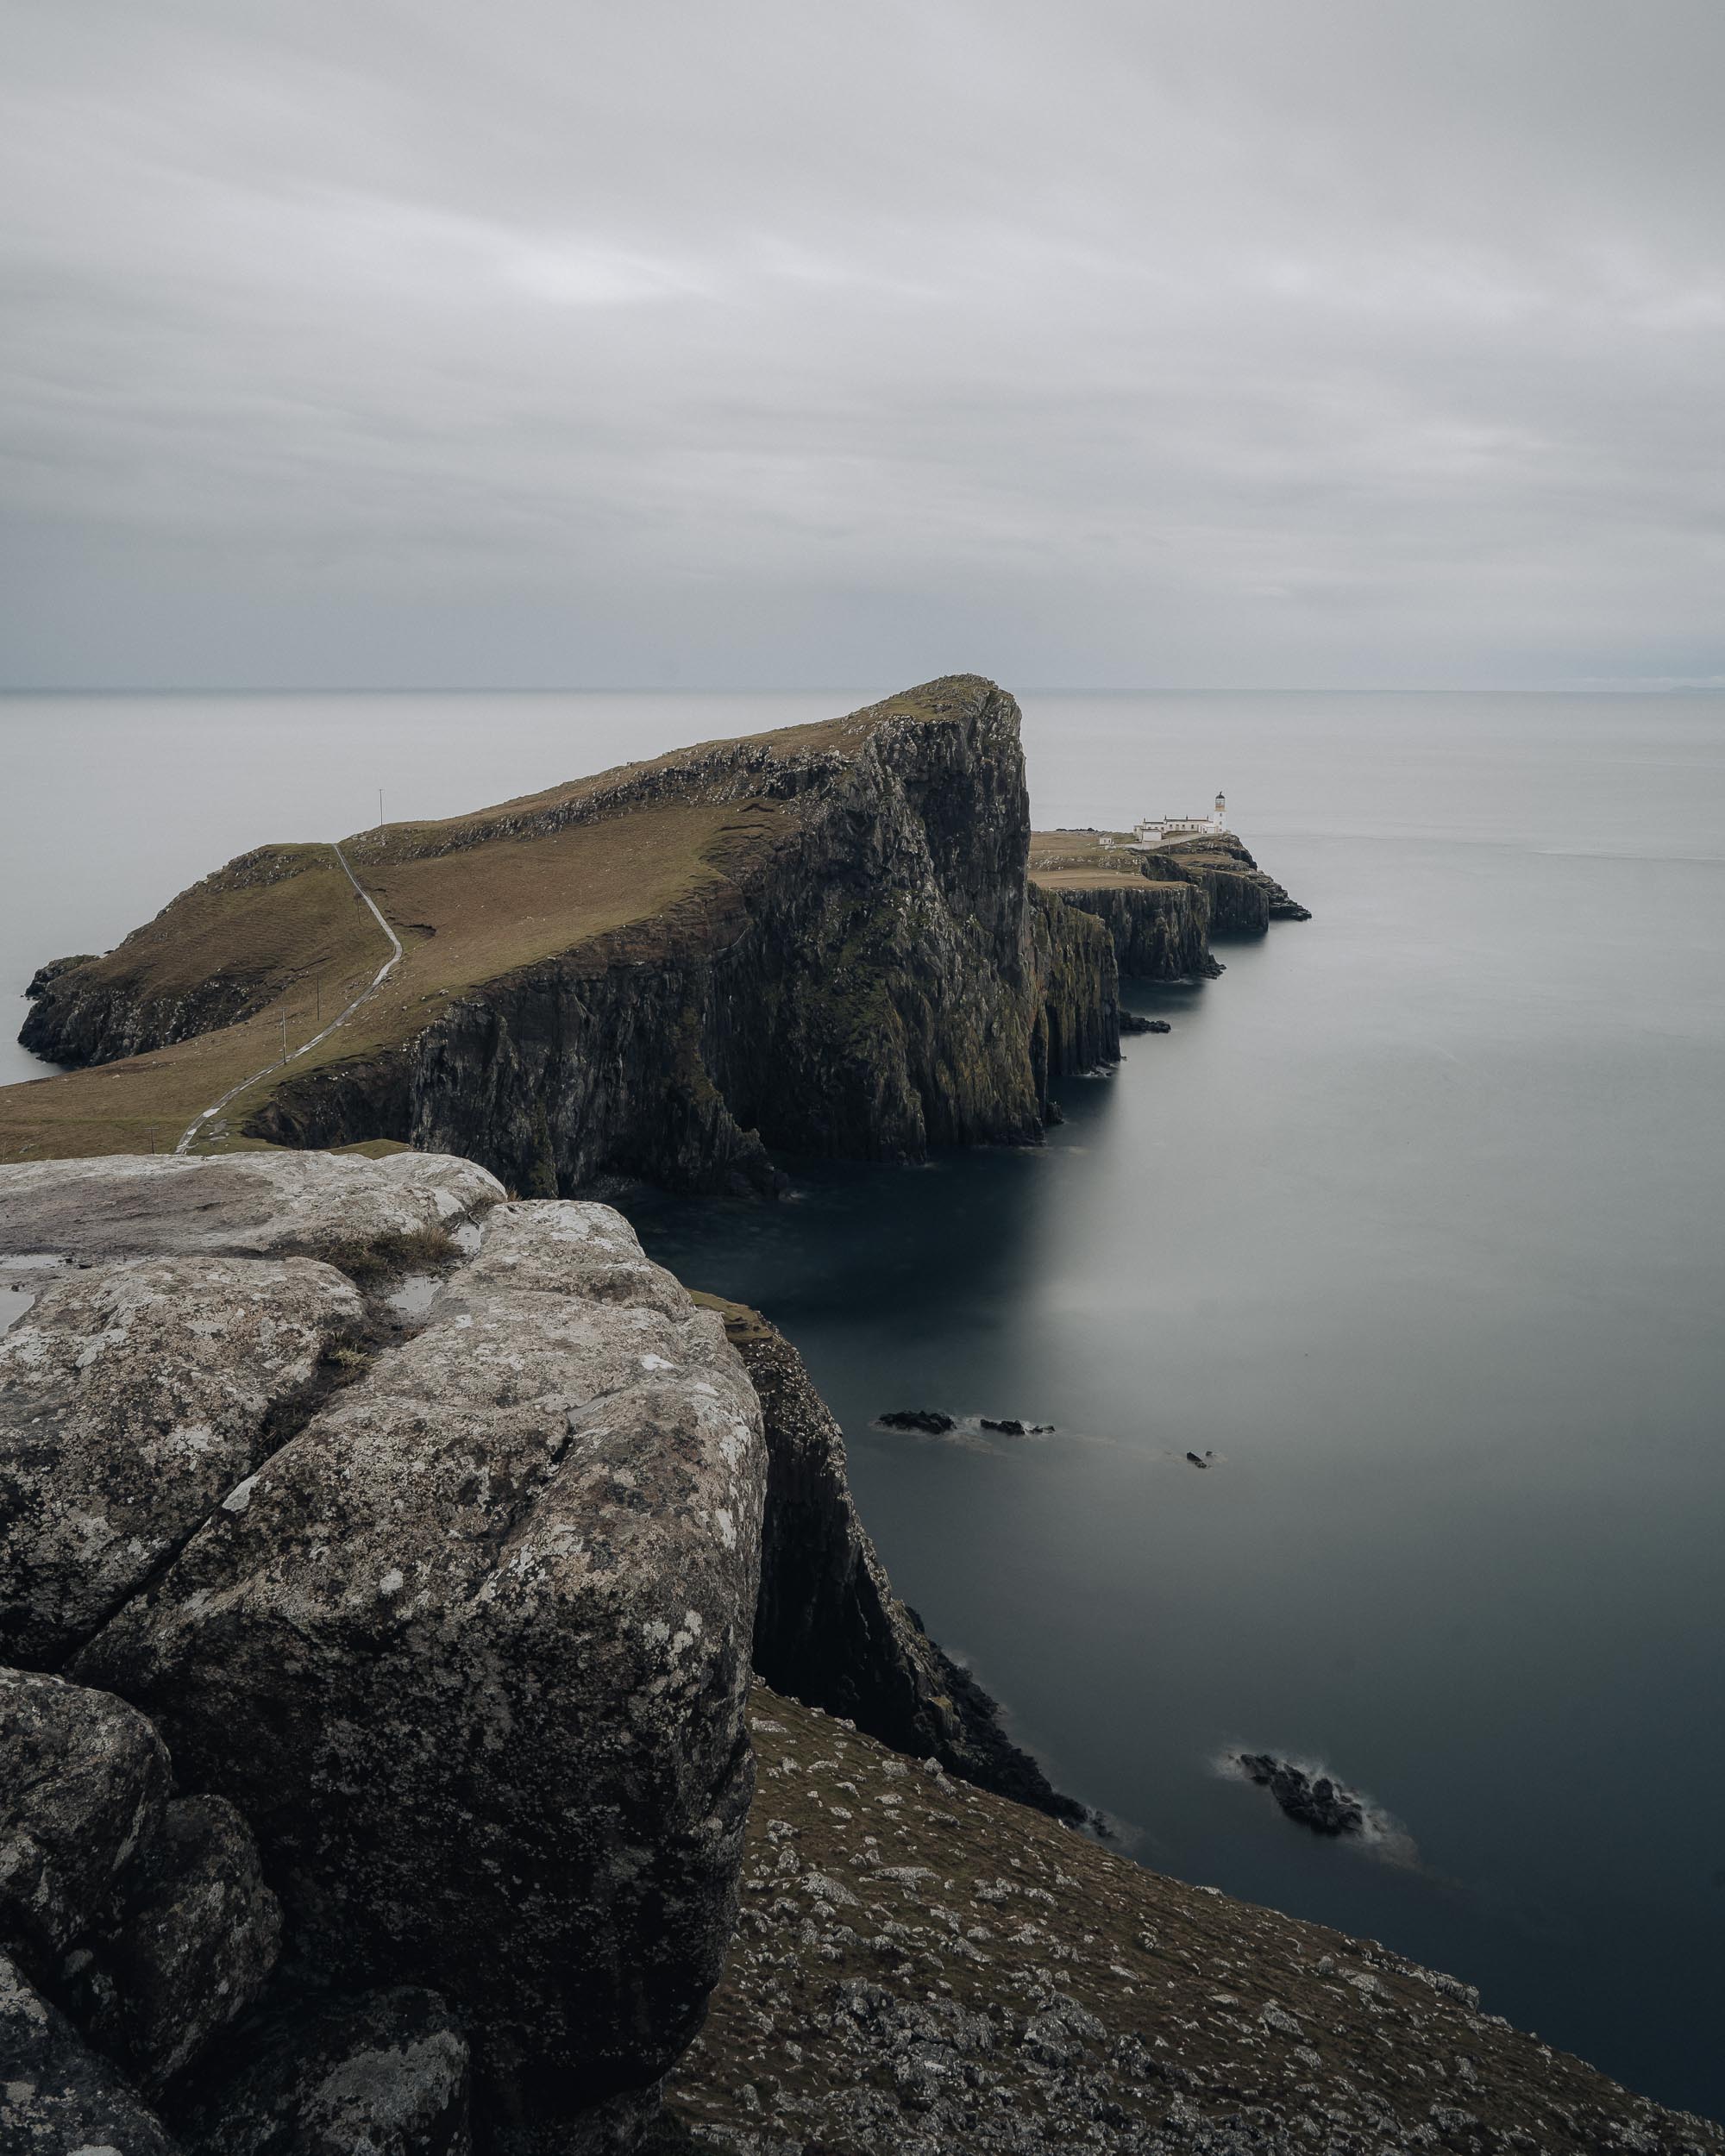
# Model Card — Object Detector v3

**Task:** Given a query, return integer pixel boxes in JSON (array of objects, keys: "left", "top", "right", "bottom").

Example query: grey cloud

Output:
[{"left": 0, "top": 0, "right": 1721, "bottom": 687}]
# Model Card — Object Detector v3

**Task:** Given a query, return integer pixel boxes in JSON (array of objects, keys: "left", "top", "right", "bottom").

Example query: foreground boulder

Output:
[
  {"left": 0, "top": 1147, "right": 503, "bottom": 1266},
  {"left": 0, "top": 1254, "right": 364, "bottom": 1664},
  {"left": 177, "top": 1984, "right": 472, "bottom": 2156},
  {"left": 1, "top": 1949, "right": 180, "bottom": 2156},
  {"left": 71, "top": 1199, "right": 766, "bottom": 2143},
  {"left": 1, "top": 1666, "right": 279, "bottom": 2104}
]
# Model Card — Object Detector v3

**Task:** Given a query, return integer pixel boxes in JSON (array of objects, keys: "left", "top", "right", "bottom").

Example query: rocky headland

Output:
[
  {"left": 9, "top": 698, "right": 1703, "bottom": 2152},
  {"left": 1028, "top": 827, "right": 1310, "bottom": 986},
  {"left": 12, "top": 680, "right": 1132, "bottom": 1188},
  {"left": 3, "top": 1149, "right": 1717, "bottom": 2154}
]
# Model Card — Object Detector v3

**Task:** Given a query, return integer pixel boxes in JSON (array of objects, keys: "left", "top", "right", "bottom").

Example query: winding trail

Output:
[{"left": 174, "top": 842, "right": 403, "bottom": 1156}]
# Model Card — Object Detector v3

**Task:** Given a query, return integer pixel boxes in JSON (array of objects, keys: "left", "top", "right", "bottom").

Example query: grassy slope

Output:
[
  {"left": 0, "top": 795, "right": 794, "bottom": 1162},
  {"left": 1029, "top": 829, "right": 1195, "bottom": 898},
  {"left": 0, "top": 687, "right": 977, "bottom": 1163},
  {"left": 667, "top": 1684, "right": 1721, "bottom": 2153}
]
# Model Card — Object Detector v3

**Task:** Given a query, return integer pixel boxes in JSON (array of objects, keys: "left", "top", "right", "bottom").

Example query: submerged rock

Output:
[
  {"left": 1239, "top": 1752, "right": 1367, "bottom": 1836},
  {"left": 980, "top": 1417, "right": 1053, "bottom": 1435},
  {"left": 879, "top": 1408, "right": 956, "bottom": 1433}
]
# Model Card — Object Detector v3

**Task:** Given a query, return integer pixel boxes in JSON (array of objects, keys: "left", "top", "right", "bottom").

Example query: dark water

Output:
[
  {"left": 4, "top": 690, "right": 1722, "bottom": 2116},
  {"left": 628, "top": 693, "right": 1725, "bottom": 2122}
]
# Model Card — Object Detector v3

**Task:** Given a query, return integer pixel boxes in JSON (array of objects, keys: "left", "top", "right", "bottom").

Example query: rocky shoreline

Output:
[{"left": 4, "top": 1149, "right": 1720, "bottom": 2154}]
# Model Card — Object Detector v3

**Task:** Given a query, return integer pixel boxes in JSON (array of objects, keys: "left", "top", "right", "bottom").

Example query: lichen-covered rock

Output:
[
  {"left": 0, "top": 1149, "right": 504, "bottom": 1266},
  {"left": 72, "top": 1200, "right": 767, "bottom": 2144},
  {"left": 174, "top": 1984, "right": 471, "bottom": 2156},
  {"left": 82, "top": 1794, "right": 282, "bottom": 2092},
  {"left": 0, "top": 1256, "right": 364, "bottom": 1665},
  {"left": 0, "top": 1666, "right": 169, "bottom": 1970},
  {"left": 0, "top": 1948, "right": 182, "bottom": 2156}
]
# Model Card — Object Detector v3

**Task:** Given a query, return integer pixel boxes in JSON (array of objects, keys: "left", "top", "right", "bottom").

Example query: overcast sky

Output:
[{"left": 2, "top": 1, "right": 1721, "bottom": 690}]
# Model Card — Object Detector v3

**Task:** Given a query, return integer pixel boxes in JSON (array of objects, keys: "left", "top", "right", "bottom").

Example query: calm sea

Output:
[{"left": 4, "top": 689, "right": 1723, "bottom": 2118}]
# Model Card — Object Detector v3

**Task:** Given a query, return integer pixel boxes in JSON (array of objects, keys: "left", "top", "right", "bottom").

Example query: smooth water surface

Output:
[{"left": 3, "top": 689, "right": 1722, "bottom": 2117}]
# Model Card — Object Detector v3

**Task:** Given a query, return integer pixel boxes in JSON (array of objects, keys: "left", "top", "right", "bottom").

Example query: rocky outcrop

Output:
[
  {"left": 1, "top": 1255, "right": 367, "bottom": 1665},
  {"left": 2, "top": 1948, "right": 181, "bottom": 2156},
  {"left": 1, "top": 1153, "right": 770, "bottom": 2153},
  {"left": 1151, "top": 835, "right": 1311, "bottom": 932},
  {"left": 66, "top": 1200, "right": 762, "bottom": 2146},
  {"left": 1239, "top": 1752, "right": 1366, "bottom": 1836},
  {"left": 20, "top": 960, "right": 261, "bottom": 1069},
  {"left": 1046, "top": 878, "right": 1217, "bottom": 981},
  {"left": 178, "top": 1985, "right": 474, "bottom": 2156},
  {"left": 0, "top": 1147, "right": 505, "bottom": 1265},
  {"left": 17, "top": 681, "right": 1121, "bottom": 1194},
  {"left": 1, "top": 1668, "right": 279, "bottom": 2111},
  {"left": 701, "top": 1296, "right": 1086, "bottom": 1825}
]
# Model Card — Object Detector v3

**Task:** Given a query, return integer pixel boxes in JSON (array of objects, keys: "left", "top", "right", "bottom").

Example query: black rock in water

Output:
[
  {"left": 1120, "top": 1012, "right": 1171, "bottom": 1034},
  {"left": 980, "top": 1416, "right": 1051, "bottom": 1435},
  {"left": 1239, "top": 1752, "right": 1366, "bottom": 1836},
  {"left": 880, "top": 1408, "right": 956, "bottom": 1433},
  {"left": 1186, "top": 1450, "right": 1209, "bottom": 1468}
]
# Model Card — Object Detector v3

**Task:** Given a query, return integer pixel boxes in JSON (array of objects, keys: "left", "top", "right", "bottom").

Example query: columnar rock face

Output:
[
  {"left": 1048, "top": 879, "right": 1216, "bottom": 981},
  {"left": 1, "top": 1152, "right": 769, "bottom": 2153}
]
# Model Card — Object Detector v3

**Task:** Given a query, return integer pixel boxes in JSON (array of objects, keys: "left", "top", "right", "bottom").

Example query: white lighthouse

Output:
[{"left": 1129, "top": 790, "right": 1229, "bottom": 846}]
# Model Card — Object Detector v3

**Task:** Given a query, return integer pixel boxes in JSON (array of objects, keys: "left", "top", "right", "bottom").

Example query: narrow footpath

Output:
[{"left": 174, "top": 842, "right": 402, "bottom": 1155}]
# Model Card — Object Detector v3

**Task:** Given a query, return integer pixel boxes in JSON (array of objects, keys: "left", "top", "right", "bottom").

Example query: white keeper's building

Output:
[{"left": 1114, "top": 793, "right": 1226, "bottom": 848}]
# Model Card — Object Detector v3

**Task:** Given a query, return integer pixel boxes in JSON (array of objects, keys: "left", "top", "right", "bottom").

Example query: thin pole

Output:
[{"left": 378, "top": 787, "right": 384, "bottom": 826}]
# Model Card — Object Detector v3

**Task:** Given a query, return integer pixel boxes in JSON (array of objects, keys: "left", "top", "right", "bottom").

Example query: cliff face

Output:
[
  {"left": 698, "top": 1294, "right": 1086, "bottom": 1823},
  {"left": 10, "top": 680, "right": 1120, "bottom": 1189},
  {"left": 1027, "top": 826, "right": 1309, "bottom": 986},
  {"left": 1042, "top": 879, "right": 1217, "bottom": 982},
  {"left": 260, "top": 681, "right": 1103, "bottom": 1190}
]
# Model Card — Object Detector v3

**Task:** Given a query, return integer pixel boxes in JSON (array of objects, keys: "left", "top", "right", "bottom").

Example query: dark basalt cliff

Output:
[
  {"left": 1028, "top": 829, "right": 1309, "bottom": 987},
  {"left": 1044, "top": 879, "right": 1217, "bottom": 982},
  {"left": 16, "top": 680, "right": 1122, "bottom": 1192},
  {"left": 699, "top": 1294, "right": 1087, "bottom": 1824},
  {"left": 261, "top": 681, "right": 1116, "bottom": 1191}
]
